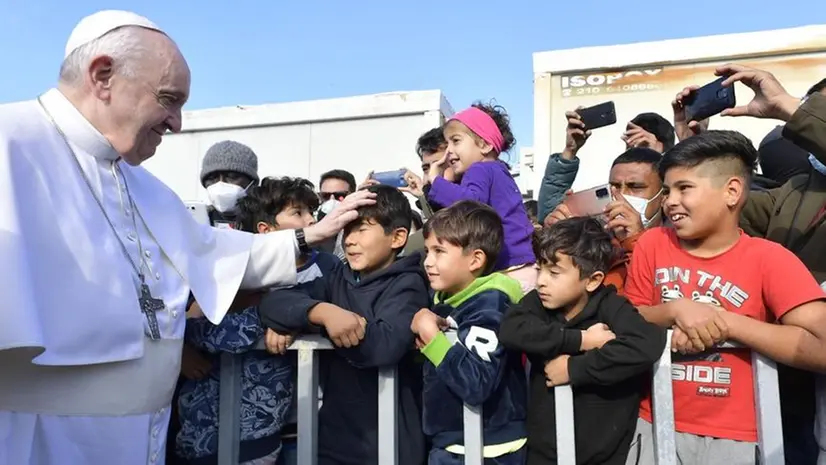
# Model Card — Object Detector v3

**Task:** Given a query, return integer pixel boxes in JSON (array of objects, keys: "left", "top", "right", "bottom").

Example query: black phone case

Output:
[
  {"left": 578, "top": 101, "right": 617, "bottom": 130},
  {"left": 684, "top": 77, "right": 736, "bottom": 122}
]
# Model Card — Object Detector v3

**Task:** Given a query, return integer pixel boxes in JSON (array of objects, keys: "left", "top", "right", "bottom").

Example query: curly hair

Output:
[
  {"left": 534, "top": 217, "right": 617, "bottom": 279},
  {"left": 471, "top": 101, "right": 516, "bottom": 153},
  {"left": 236, "top": 176, "right": 319, "bottom": 233}
]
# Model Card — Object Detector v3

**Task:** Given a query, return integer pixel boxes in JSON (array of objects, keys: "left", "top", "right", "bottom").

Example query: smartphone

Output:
[
  {"left": 577, "top": 101, "right": 617, "bottom": 131},
  {"left": 372, "top": 169, "right": 408, "bottom": 188},
  {"left": 186, "top": 201, "right": 211, "bottom": 225},
  {"left": 565, "top": 184, "right": 612, "bottom": 217},
  {"left": 684, "top": 77, "right": 736, "bottom": 122}
]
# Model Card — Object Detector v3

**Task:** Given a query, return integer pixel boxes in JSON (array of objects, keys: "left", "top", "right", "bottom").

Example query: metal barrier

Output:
[
  {"left": 554, "top": 330, "right": 785, "bottom": 465},
  {"left": 216, "top": 330, "right": 784, "bottom": 465}
]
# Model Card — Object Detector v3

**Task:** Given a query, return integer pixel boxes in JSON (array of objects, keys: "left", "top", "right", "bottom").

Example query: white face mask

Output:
[
  {"left": 623, "top": 189, "right": 662, "bottom": 228},
  {"left": 317, "top": 198, "right": 339, "bottom": 221},
  {"left": 206, "top": 182, "right": 247, "bottom": 213}
]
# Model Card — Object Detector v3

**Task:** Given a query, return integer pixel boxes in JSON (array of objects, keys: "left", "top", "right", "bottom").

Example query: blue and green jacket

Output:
[{"left": 420, "top": 273, "right": 528, "bottom": 451}]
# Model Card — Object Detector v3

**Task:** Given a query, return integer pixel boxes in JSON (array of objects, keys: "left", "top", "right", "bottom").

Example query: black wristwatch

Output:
[{"left": 295, "top": 228, "right": 311, "bottom": 254}]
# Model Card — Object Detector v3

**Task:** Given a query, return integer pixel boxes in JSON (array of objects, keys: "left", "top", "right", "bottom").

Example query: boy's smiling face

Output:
[
  {"left": 343, "top": 217, "right": 407, "bottom": 275},
  {"left": 423, "top": 234, "right": 486, "bottom": 296},
  {"left": 662, "top": 163, "right": 745, "bottom": 242}
]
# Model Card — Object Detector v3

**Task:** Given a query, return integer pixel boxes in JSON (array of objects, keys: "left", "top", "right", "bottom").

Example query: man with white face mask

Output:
[
  {"left": 200, "top": 140, "right": 259, "bottom": 228},
  {"left": 544, "top": 148, "right": 663, "bottom": 294}
]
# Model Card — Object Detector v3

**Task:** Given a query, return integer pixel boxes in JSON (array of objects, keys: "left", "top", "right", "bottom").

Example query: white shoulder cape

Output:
[{"left": 0, "top": 95, "right": 258, "bottom": 366}]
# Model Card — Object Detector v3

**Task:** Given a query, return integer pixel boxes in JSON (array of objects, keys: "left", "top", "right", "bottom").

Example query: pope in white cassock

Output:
[{"left": 0, "top": 10, "right": 375, "bottom": 465}]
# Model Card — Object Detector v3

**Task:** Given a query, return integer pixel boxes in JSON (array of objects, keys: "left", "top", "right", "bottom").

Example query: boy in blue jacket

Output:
[
  {"left": 177, "top": 177, "right": 334, "bottom": 465},
  {"left": 411, "top": 200, "right": 528, "bottom": 465},
  {"left": 258, "top": 184, "right": 429, "bottom": 465}
]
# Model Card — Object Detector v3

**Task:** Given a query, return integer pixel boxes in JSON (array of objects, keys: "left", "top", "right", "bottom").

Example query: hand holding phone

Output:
[
  {"left": 564, "top": 184, "right": 612, "bottom": 217},
  {"left": 684, "top": 77, "right": 736, "bottom": 122},
  {"left": 577, "top": 102, "right": 617, "bottom": 131},
  {"left": 371, "top": 169, "right": 408, "bottom": 188}
]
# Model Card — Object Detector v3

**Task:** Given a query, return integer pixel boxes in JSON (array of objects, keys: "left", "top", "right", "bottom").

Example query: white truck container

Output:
[
  {"left": 143, "top": 90, "right": 453, "bottom": 202},
  {"left": 525, "top": 25, "right": 826, "bottom": 195}
]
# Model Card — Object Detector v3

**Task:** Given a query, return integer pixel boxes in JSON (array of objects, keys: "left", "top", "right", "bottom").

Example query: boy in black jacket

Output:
[
  {"left": 499, "top": 217, "right": 665, "bottom": 465},
  {"left": 259, "top": 185, "right": 429, "bottom": 465},
  {"left": 411, "top": 201, "right": 528, "bottom": 465}
]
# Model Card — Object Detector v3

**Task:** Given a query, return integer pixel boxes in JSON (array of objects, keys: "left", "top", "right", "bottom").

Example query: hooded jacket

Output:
[
  {"left": 500, "top": 286, "right": 665, "bottom": 465},
  {"left": 259, "top": 253, "right": 430, "bottom": 465},
  {"left": 420, "top": 273, "right": 528, "bottom": 454}
]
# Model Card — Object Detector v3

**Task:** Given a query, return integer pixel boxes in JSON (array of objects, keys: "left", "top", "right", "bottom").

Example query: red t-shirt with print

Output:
[{"left": 625, "top": 227, "right": 824, "bottom": 442}]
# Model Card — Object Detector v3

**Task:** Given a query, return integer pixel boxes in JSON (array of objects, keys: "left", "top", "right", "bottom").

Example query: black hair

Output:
[
  {"left": 319, "top": 169, "right": 357, "bottom": 193},
  {"left": 806, "top": 78, "right": 826, "bottom": 97},
  {"left": 630, "top": 112, "right": 676, "bottom": 151},
  {"left": 470, "top": 101, "right": 516, "bottom": 153},
  {"left": 416, "top": 127, "right": 447, "bottom": 159},
  {"left": 523, "top": 200, "right": 538, "bottom": 219},
  {"left": 535, "top": 217, "right": 616, "bottom": 279},
  {"left": 352, "top": 185, "right": 413, "bottom": 247},
  {"left": 423, "top": 200, "right": 503, "bottom": 275},
  {"left": 236, "top": 176, "right": 319, "bottom": 233},
  {"left": 611, "top": 147, "right": 663, "bottom": 168},
  {"left": 658, "top": 130, "right": 757, "bottom": 182},
  {"left": 411, "top": 211, "right": 424, "bottom": 231}
]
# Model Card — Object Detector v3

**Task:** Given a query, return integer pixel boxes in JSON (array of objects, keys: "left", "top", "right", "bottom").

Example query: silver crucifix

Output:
[{"left": 139, "top": 283, "right": 165, "bottom": 340}]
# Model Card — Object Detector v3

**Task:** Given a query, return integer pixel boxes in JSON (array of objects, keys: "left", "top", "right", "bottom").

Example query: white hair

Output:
[{"left": 58, "top": 26, "right": 149, "bottom": 86}]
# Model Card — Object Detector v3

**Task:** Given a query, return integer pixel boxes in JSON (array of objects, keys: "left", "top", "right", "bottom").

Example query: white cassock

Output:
[{"left": 0, "top": 89, "right": 299, "bottom": 465}]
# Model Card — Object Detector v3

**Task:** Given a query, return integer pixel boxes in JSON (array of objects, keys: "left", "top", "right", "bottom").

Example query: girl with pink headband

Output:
[{"left": 426, "top": 102, "right": 537, "bottom": 292}]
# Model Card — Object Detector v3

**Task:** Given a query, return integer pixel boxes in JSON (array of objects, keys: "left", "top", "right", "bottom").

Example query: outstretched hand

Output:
[{"left": 715, "top": 63, "right": 800, "bottom": 121}]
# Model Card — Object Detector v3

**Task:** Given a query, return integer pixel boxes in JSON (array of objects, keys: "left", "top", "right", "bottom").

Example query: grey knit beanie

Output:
[{"left": 200, "top": 140, "right": 260, "bottom": 186}]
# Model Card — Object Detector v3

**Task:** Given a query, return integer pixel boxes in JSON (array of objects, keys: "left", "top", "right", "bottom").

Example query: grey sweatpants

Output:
[{"left": 624, "top": 418, "right": 759, "bottom": 465}]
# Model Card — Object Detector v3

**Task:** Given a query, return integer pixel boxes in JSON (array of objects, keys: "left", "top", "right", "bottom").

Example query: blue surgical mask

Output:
[{"left": 809, "top": 154, "right": 826, "bottom": 176}]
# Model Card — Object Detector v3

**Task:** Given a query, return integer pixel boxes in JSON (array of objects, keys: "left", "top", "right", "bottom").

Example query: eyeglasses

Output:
[{"left": 319, "top": 191, "right": 349, "bottom": 201}]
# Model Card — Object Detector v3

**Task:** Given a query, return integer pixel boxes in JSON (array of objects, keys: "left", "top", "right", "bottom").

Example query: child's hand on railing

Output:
[{"left": 264, "top": 329, "right": 294, "bottom": 355}]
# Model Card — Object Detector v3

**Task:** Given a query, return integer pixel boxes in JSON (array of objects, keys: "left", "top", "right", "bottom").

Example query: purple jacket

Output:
[{"left": 427, "top": 160, "right": 536, "bottom": 270}]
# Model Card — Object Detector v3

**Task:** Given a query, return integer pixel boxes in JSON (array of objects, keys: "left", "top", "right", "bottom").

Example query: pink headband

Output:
[{"left": 450, "top": 107, "right": 505, "bottom": 153}]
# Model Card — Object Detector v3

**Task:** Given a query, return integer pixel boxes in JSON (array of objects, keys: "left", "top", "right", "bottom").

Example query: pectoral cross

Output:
[{"left": 139, "top": 283, "right": 165, "bottom": 340}]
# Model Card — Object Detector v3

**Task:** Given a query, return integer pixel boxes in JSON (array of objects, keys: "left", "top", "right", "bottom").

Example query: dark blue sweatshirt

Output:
[
  {"left": 420, "top": 273, "right": 528, "bottom": 453},
  {"left": 258, "top": 252, "right": 429, "bottom": 465}
]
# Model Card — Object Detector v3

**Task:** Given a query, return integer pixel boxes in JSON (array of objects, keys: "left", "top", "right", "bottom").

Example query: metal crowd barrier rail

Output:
[{"left": 216, "top": 330, "right": 784, "bottom": 465}]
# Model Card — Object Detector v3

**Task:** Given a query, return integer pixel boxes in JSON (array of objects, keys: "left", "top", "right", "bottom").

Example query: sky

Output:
[{"left": 1, "top": 0, "right": 824, "bottom": 160}]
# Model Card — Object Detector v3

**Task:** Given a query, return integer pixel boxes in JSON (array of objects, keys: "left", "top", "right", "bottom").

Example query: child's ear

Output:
[
  {"left": 256, "top": 222, "right": 272, "bottom": 234},
  {"left": 723, "top": 176, "right": 746, "bottom": 209},
  {"left": 468, "top": 248, "right": 487, "bottom": 274},
  {"left": 477, "top": 139, "right": 495, "bottom": 157},
  {"left": 585, "top": 270, "right": 605, "bottom": 292},
  {"left": 390, "top": 227, "right": 410, "bottom": 250}
]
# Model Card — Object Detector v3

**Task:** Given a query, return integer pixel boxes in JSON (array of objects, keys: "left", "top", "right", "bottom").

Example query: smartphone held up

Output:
[
  {"left": 371, "top": 169, "right": 408, "bottom": 188},
  {"left": 684, "top": 77, "right": 737, "bottom": 122}
]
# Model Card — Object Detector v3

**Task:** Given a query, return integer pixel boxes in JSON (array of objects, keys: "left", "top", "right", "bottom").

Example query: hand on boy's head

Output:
[
  {"left": 322, "top": 305, "right": 367, "bottom": 348},
  {"left": 715, "top": 64, "right": 799, "bottom": 121},
  {"left": 672, "top": 299, "right": 729, "bottom": 352},
  {"left": 410, "top": 308, "right": 446, "bottom": 344},
  {"left": 306, "top": 190, "right": 377, "bottom": 245},
  {"left": 604, "top": 188, "right": 644, "bottom": 238},
  {"left": 544, "top": 354, "right": 571, "bottom": 387},
  {"left": 265, "top": 329, "right": 294, "bottom": 355},
  {"left": 544, "top": 202, "right": 574, "bottom": 228},
  {"left": 581, "top": 322, "right": 617, "bottom": 351}
]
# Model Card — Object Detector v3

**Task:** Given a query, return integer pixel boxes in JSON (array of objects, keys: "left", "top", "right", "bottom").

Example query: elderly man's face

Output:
[{"left": 106, "top": 31, "right": 190, "bottom": 165}]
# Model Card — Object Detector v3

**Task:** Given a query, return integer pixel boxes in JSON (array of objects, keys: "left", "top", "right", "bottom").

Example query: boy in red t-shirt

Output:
[{"left": 623, "top": 130, "right": 826, "bottom": 465}]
